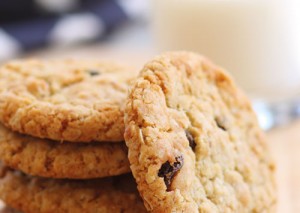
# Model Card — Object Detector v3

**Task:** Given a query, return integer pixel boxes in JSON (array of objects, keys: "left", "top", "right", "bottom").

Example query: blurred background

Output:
[
  {"left": 0, "top": 0, "right": 151, "bottom": 62},
  {"left": 0, "top": 0, "right": 300, "bottom": 212}
]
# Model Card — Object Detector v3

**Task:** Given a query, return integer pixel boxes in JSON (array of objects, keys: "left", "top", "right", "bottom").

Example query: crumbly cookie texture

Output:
[
  {"left": 124, "top": 52, "right": 276, "bottom": 212},
  {"left": 0, "top": 59, "right": 137, "bottom": 142},
  {"left": 0, "top": 124, "right": 130, "bottom": 179},
  {"left": 0, "top": 164, "right": 146, "bottom": 213}
]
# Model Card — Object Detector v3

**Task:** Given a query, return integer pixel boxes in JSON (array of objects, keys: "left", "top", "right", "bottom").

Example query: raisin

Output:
[
  {"left": 158, "top": 155, "right": 184, "bottom": 191},
  {"left": 215, "top": 117, "right": 227, "bottom": 131},
  {"left": 185, "top": 130, "right": 196, "bottom": 151},
  {"left": 88, "top": 70, "right": 100, "bottom": 76}
]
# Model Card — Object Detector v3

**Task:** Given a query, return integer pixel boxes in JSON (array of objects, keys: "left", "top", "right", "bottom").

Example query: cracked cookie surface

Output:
[
  {"left": 0, "top": 124, "right": 130, "bottom": 179},
  {"left": 124, "top": 52, "right": 276, "bottom": 212},
  {"left": 0, "top": 59, "right": 137, "bottom": 142},
  {"left": 0, "top": 163, "right": 146, "bottom": 213}
]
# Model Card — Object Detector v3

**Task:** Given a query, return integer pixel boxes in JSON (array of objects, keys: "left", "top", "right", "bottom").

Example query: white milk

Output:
[{"left": 152, "top": 0, "right": 300, "bottom": 101}]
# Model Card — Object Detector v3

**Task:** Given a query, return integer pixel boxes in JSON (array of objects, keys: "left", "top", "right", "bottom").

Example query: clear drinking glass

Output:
[{"left": 151, "top": 0, "right": 300, "bottom": 129}]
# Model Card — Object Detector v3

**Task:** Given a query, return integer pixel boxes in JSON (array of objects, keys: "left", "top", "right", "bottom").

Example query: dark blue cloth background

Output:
[{"left": 0, "top": 0, "right": 129, "bottom": 52}]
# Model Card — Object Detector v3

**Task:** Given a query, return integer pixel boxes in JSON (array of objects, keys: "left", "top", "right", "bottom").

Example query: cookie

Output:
[
  {"left": 0, "top": 164, "right": 146, "bottom": 213},
  {"left": 124, "top": 52, "right": 276, "bottom": 212},
  {"left": 0, "top": 59, "right": 136, "bottom": 142},
  {"left": 0, "top": 124, "right": 130, "bottom": 179}
]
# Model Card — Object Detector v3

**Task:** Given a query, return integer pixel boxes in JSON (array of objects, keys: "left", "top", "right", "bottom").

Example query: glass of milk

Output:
[{"left": 151, "top": 0, "right": 300, "bottom": 129}]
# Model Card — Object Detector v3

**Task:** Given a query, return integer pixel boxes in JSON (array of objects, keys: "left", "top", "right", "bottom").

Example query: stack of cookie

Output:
[
  {"left": 0, "top": 59, "right": 146, "bottom": 212},
  {"left": 0, "top": 52, "right": 276, "bottom": 213}
]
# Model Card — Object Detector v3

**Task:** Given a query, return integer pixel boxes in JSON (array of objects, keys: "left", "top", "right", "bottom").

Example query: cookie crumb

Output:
[{"left": 215, "top": 117, "right": 227, "bottom": 131}]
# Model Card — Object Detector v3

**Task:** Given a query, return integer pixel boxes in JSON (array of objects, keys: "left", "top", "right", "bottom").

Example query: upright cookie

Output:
[
  {"left": 124, "top": 52, "right": 276, "bottom": 212},
  {"left": 0, "top": 163, "right": 146, "bottom": 213},
  {"left": 0, "top": 59, "right": 136, "bottom": 142},
  {"left": 0, "top": 125, "right": 130, "bottom": 179}
]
